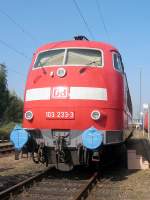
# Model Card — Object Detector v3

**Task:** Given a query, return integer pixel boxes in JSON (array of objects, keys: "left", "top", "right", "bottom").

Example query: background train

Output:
[
  {"left": 10, "top": 36, "right": 133, "bottom": 171},
  {"left": 144, "top": 112, "right": 148, "bottom": 132}
]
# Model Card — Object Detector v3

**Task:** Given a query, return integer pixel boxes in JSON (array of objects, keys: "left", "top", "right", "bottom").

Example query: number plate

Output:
[{"left": 46, "top": 111, "right": 75, "bottom": 120}]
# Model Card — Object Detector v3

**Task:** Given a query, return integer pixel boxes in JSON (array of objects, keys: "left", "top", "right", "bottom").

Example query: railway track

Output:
[
  {"left": 0, "top": 166, "right": 101, "bottom": 200},
  {"left": 0, "top": 142, "right": 126, "bottom": 200},
  {"left": 0, "top": 142, "right": 14, "bottom": 157}
]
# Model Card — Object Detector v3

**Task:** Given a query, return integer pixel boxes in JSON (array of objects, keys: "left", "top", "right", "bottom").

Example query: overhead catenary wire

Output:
[
  {"left": 95, "top": 0, "right": 110, "bottom": 42},
  {"left": 72, "top": 0, "right": 95, "bottom": 40},
  {"left": 0, "top": 8, "right": 38, "bottom": 44},
  {"left": 10, "top": 69, "right": 25, "bottom": 78},
  {"left": 7, "top": 67, "right": 26, "bottom": 79},
  {"left": 0, "top": 41, "right": 29, "bottom": 80},
  {"left": 0, "top": 39, "right": 30, "bottom": 60}
]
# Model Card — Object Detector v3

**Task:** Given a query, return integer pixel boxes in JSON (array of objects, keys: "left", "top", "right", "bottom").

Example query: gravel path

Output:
[
  {"left": 87, "top": 168, "right": 150, "bottom": 200},
  {"left": 87, "top": 130, "right": 150, "bottom": 200}
]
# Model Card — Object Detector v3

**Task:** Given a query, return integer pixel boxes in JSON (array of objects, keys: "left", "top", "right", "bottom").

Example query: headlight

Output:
[
  {"left": 25, "top": 111, "right": 33, "bottom": 120},
  {"left": 91, "top": 110, "right": 101, "bottom": 120},
  {"left": 57, "top": 68, "right": 66, "bottom": 77}
]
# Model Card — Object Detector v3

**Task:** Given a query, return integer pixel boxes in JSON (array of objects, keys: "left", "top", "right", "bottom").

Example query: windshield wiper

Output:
[
  {"left": 86, "top": 59, "right": 100, "bottom": 66},
  {"left": 79, "top": 60, "right": 100, "bottom": 73},
  {"left": 37, "top": 61, "right": 47, "bottom": 75}
]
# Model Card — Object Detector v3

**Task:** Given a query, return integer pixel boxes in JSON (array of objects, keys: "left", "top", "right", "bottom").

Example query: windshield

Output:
[
  {"left": 34, "top": 49, "right": 65, "bottom": 68},
  {"left": 66, "top": 49, "right": 102, "bottom": 66},
  {"left": 34, "top": 48, "right": 103, "bottom": 68}
]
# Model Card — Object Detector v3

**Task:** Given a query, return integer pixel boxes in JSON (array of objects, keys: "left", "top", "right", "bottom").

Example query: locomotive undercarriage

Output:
[{"left": 23, "top": 129, "right": 126, "bottom": 171}]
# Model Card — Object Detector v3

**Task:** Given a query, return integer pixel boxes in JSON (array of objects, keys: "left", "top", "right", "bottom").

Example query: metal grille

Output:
[{"left": 105, "top": 131, "right": 123, "bottom": 144}]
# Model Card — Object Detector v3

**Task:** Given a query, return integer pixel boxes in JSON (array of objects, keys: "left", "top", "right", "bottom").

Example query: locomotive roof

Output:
[{"left": 36, "top": 40, "right": 118, "bottom": 53}]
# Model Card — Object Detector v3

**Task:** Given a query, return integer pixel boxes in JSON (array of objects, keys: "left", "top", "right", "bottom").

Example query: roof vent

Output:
[{"left": 74, "top": 35, "right": 89, "bottom": 41}]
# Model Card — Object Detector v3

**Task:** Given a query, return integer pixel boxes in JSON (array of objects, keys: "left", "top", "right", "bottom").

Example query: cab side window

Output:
[{"left": 113, "top": 53, "right": 124, "bottom": 73}]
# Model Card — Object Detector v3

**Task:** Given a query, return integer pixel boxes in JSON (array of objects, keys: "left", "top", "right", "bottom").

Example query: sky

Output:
[{"left": 0, "top": 0, "right": 150, "bottom": 118}]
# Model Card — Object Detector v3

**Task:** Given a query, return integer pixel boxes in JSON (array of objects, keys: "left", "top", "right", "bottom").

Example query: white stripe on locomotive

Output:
[{"left": 25, "top": 87, "right": 107, "bottom": 101}]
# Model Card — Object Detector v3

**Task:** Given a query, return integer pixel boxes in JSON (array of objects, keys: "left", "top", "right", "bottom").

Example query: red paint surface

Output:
[
  {"left": 23, "top": 40, "right": 132, "bottom": 131},
  {"left": 144, "top": 112, "right": 148, "bottom": 131}
]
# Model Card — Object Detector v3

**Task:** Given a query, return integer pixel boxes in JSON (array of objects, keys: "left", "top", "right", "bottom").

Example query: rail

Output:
[
  {"left": 74, "top": 172, "right": 98, "bottom": 200},
  {"left": 0, "top": 143, "right": 14, "bottom": 156},
  {"left": 0, "top": 167, "right": 52, "bottom": 200},
  {"left": 0, "top": 167, "right": 101, "bottom": 200}
]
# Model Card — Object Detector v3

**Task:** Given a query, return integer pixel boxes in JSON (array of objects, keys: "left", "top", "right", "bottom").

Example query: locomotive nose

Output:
[{"left": 82, "top": 127, "right": 103, "bottom": 150}]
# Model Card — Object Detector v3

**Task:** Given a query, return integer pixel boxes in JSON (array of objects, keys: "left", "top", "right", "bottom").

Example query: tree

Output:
[
  {"left": 0, "top": 64, "right": 9, "bottom": 122},
  {"left": 3, "top": 92, "right": 23, "bottom": 123}
]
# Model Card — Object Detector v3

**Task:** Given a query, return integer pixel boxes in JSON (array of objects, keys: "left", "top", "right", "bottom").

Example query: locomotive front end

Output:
[
  {"left": 10, "top": 38, "right": 132, "bottom": 171},
  {"left": 24, "top": 45, "right": 106, "bottom": 170}
]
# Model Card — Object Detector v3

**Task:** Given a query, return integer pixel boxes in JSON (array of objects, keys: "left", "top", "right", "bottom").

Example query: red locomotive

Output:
[{"left": 11, "top": 36, "right": 133, "bottom": 171}]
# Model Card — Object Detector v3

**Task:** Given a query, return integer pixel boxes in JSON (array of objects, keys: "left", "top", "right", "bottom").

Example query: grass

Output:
[{"left": 0, "top": 122, "right": 18, "bottom": 140}]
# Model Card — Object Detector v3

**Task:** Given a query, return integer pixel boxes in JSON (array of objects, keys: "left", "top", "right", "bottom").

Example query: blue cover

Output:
[
  {"left": 82, "top": 127, "right": 103, "bottom": 150},
  {"left": 10, "top": 125, "right": 29, "bottom": 150}
]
